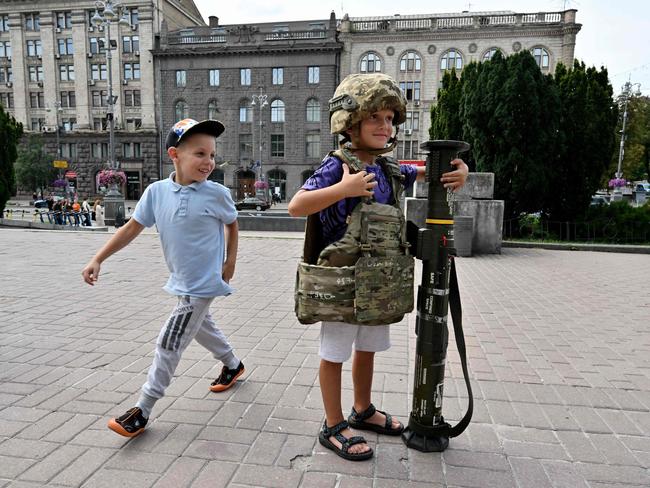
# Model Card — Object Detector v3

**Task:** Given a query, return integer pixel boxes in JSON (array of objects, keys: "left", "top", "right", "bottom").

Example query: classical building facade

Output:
[
  {"left": 0, "top": 0, "right": 204, "bottom": 198},
  {"left": 155, "top": 14, "right": 341, "bottom": 200},
  {"left": 338, "top": 10, "right": 581, "bottom": 162}
]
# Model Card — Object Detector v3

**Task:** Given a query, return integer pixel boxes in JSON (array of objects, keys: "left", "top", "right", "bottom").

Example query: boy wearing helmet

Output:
[{"left": 289, "top": 74, "right": 468, "bottom": 460}]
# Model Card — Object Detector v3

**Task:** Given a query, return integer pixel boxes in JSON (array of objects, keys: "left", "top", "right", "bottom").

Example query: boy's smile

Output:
[{"left": 168, "top": 133, "right": 217, "bottom": 186}]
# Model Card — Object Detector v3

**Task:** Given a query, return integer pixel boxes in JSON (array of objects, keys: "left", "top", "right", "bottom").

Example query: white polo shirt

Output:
[{"left": 132, "top": 172, "right": 238, "bottom": 297}]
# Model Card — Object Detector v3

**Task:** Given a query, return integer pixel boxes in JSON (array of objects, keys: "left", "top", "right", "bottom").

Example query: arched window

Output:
[
  {"left": 360, "top": 52, "right": 381, "bottom": 73},
  {"left": 482, "top": 47, "right": 502, "bottom": 61},
  {"left": 239, "top": 99, "right": 251, "bottom": 123},
  {"left": 267, "top": 168, "right": 287, "bottom": 200},
  {"left": 400, "top": 51, "right": 421, "bottom": 72},
  {"left": 306, "top": 98, "right": 320, "bottom": 123},
  {"left": 207, "top": 99, "right": 218, "bottom": 119},
  {"left": 531, "top": 46, "right": 550, "bottom": 69},
  {"left": 441, "top": 49, "right": 463, "bottom": 71},
  {"left": 301, "top": 169, "right": 314, "bottom": 184},
  {"left": 208, "top": 167, "right": 224, "bottom": 185},
  {"left": 174, "top": 100, "right": 188, "bottom": 120},
  {"left": 271, "top": 99, "right": 285, "bottom": 122}
]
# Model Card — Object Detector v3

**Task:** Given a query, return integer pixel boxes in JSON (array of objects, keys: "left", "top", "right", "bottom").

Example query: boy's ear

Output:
[{"left": 167, "top": 146, "right": 178, "bottom": 161}]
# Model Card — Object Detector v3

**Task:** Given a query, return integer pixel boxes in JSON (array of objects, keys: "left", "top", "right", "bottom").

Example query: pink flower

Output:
[
  {"left": 608, "top": 178, "right": 626, "bottom": 188},
  {"left": 98, "top": 170, "right": 126, "bottom": 187}
]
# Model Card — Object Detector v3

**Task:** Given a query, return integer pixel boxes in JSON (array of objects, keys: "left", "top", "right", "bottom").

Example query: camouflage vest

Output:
[{"left": 295, "top": 149, "right": 414, "bottom": 325}]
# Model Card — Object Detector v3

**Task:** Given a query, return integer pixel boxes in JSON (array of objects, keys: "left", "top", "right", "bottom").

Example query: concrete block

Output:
[{"left": 453, "top": 199, "right": 504, "bottom": 254}]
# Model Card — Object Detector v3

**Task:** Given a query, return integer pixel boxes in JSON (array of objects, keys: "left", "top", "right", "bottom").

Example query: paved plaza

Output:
[{"left": 0, "top": 227, "right": 649, "bottom": 488}]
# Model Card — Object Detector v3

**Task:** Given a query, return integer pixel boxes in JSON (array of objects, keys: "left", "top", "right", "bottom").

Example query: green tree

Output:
[
  {"left": 0, "top": 105, "right": 23, "bottom": 215},
  {"left": 618, "top": 95, "right": 650, "bottom": 182},
  {"left": 14, "top": 134, "right": 57, "bottom": 196},
  {"left": 430, "top": 68, "right": 463, "bottom": 140},
  {"left": 461, "top": 50, "right": 559, "bottom": 218},
  {"left": 549, "top": 61, "right": 617, "bottom": 221}
]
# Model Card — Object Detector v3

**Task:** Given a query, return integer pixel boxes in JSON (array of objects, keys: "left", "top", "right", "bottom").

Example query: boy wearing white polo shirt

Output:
[{"left": 81, "top": 119, "right": 244, "bottom": 438}]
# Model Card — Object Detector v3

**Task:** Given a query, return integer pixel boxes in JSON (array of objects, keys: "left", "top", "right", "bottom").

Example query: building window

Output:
[
  {"left": 175, "top": 100, "right": 189, "bottom": 120},
  {"left": 306, "top": 133, "right": 320, "bottom": 157},
  {"left": 0, "top": 92, "right": 14, "bottom": 109},
  {"left": 441, "top": 49, "right": 463, "bottom": 71},
  {"left": 306, "top": 98, "right": 320, "bottom": 122},
  {"left": 91, "top": 64, "right": 107, "bottom": 80},
  {"left": 240, "top": 68, "right": 251, "bottom": 86},
  {"left": 360, "top": 52, "right": 381, "bottom": 73},
  {"left": 89, "top": 37, "right": 105, "bottom": 54},
  {"left": 0, "top": 41, "right": 10, "bottom": 58},
  {"left": 271, "top": 134, "right": 284, "bottom": 157},
  {"left": 126, "top": 118, "right": 142, "bottom": 130},
  {"left": 272, "top": 67, "right": 284, "bottom": 85},
  {"left": 29, "top": 92, "right": 44, "bottom": 108},
  {"left": 60, "top": 143, "right": 77, "bottom": 159},
  {"left": 31, "top": 118, "right": 45, "bottom": 131},
  {"left": 92, "top": 90, "right": 108, "bottom": 107},
  {"left": 61, "top": 118, "right": 77, "bottom": 131},
  {"left": 399, "top": 81, "right": 421, "bottom": 102},
  {"left": 124, "top": 63, "right": 140, "bottom": 80},
  {"left": 57, "top": 38, "right": 74, "bottom": 55},
  {"left": 404, "top": 111, "right": 420, "bottom": 131},
  {"left": 308, "top": 66, "right": 320, "bottom": 84},
  {"left": 91, "top": 142, "right": 109, "bottom": 157},
  {"left": 397, "top": 140, "right": 419, "bottom": 160},
  {"left": 127, "top": 8, "right": 139, "bottom": 26},
  {"left": 175, "top": 70, "right": 186, "bottom": 87},
  {"left": 239, "top": 134, "right": 252, "bottom": 160},
  {"left": 271, "top": 99, "right": 285, "bottom": 122},
  {"left": 123, "top": 142, "right": 141, "bottom": 158},
  {"left": 531, "top": 47, "right": 550, "bottom": 69},
  {"left": 28, "top": 66, "right": 44, "bottom": 82},
  {"left": 60, "top": 91, "right": 76, "bottom": 108},
  {"left": 25, "top": 13, "right": 40, "bottom": 31},
  {"left": 267, "top": 169, "right": 287, "bottom": 199},
  {"left": 208, "top": 100, "right": 218, "bottom": 119},
  {"left": 124, "top": 90, "right": 141, "bottom": 107},
  {"left": 59, "top": 65, "right": 74, "bottom": 82},
  {"left": 26, "top": 40, "right": 42, "bottom": 57},
  {"left": 0, "top": 15, "right": 9, "bottom": 32},
  {"left": 122, "top": 35, "right": 139, "bottom": 53},
  {"left": 400, "top": 51, "right": 421, "bottom": 72},
  {"left": 482, "top": 48, "right": 502, "bottom": 61},
  {"left": 209, "top": 69, "right": 219, "bottom": 86},
  {"left": 239, "top": 99, "right": 251, "bottom": 122},
  {"left": 56, "top": 11, "right": 72, "bottom": 29}
]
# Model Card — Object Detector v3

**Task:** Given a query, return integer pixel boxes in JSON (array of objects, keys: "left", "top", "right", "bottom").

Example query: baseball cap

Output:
[{"left": 165, "top": 118, "right": 225, "bottom": 149}]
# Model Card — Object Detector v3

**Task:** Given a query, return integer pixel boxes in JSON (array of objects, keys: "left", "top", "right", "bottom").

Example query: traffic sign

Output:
[{"left": 53, "top": 160, "right": 68, "bottom": 168}]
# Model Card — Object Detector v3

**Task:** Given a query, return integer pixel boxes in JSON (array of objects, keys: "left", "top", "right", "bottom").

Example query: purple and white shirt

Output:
[{"left": 302, "top": 155, "right": 417, "bottom": 247}]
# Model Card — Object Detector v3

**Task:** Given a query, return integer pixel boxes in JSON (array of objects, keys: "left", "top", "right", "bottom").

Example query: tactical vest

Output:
[{"left": 295, "top": 150, "right": 414, "bottom": 326}]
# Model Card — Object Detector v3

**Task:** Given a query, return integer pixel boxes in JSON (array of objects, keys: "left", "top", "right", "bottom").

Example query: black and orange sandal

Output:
[
  {"left": 318, "top": 420, "right": 373, "bottom": 461},
  {"left": 107, "top": 407, "right": 148, "bottom": 438},
  {"left": 210, "top": 361, "right": 245, "bottom": 392},
  {"left": 348, "top": 403, "right": 404, "bottom": 436}
]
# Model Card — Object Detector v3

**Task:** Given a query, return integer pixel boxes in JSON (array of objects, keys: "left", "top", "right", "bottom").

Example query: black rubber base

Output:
[{"left": 401, "top": 427, "right": 450, "bottom": 452}]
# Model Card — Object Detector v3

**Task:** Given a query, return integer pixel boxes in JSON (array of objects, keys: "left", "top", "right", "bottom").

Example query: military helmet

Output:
[{"left": 329, "top": 73, "right": 407, "bottom": 135}]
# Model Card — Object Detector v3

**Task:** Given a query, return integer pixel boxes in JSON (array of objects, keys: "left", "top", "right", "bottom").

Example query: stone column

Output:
[
  {"left": 71, "top": 10, "right": 90, "bottom": 129},
  {"left": 8, "top": 13, "right": 27, "bottom": 125}
]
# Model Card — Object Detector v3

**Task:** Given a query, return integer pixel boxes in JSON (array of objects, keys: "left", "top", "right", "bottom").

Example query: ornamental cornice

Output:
[{"left": 153, "top": 44, "right": 342, "bottom": 57}]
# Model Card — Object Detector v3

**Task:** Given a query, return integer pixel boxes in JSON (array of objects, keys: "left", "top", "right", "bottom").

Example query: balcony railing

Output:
[{"left": 167, "top": 34, "right": 226, "bottom": 45}]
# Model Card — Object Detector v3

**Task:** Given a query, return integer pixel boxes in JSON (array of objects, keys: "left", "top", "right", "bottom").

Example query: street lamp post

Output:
[
  {"left": 251, "top": 88, "right": 268, "bottom": 199},
  {"left": 46, "top": 101, "right": 64, "bottom": 195},
  {"left": 613, "top": 79, "right": 642, "bottom": 201},
  {"left": 91, "top": 0, "right": 131, "bottom": 225}
]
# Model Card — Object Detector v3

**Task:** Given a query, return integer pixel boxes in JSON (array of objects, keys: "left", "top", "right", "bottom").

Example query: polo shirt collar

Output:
[{"left": 168, "top": 171, "right": 204, "bottom": 192}]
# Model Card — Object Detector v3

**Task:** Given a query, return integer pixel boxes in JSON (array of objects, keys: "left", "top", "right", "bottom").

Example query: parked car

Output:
[
  {"left": 635, "top": 182, "right": 650, "bottom": 193},
  {"left": 590, "top": 195, "right": 610, "bottom": 206},
  {"left": 235, "top": 197, "right": 270, "bottom": 211}
]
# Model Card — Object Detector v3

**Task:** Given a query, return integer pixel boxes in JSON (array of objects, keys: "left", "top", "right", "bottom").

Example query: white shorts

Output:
[{"left": 319, "top": 321, "right": 391, "bottom": 363}]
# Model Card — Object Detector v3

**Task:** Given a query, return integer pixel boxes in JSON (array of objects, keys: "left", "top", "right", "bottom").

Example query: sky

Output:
[{"left": 192, "top": 0, "right": 650, "bottom": 96}]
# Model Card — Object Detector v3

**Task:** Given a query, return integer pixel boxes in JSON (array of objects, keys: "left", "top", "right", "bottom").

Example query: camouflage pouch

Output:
[
  {"left": 354, "top": 255, "right": 414, "bottom": 323},
  {"left": 295, "top": 262, "right": 356, "bottom": 324}
]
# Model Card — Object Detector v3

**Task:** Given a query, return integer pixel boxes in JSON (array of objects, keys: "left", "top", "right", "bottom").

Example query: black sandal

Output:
[
  {"left": 318, "top": 420, "right": 373, "bottom": 461},
  {"left": 348, "top": 403, "right": 404, "bottom": 436}
]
